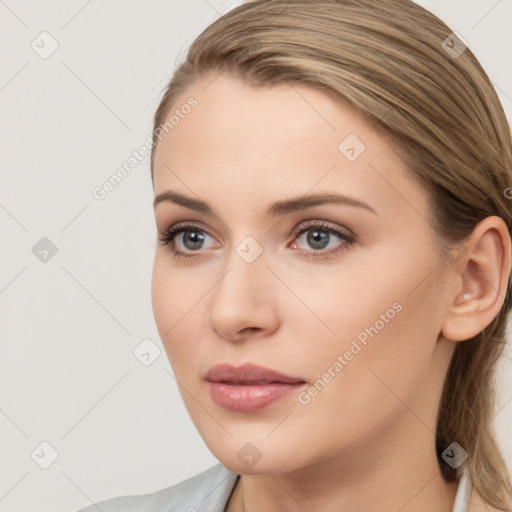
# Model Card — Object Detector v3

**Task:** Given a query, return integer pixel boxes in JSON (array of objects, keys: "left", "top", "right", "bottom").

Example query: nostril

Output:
[{"left": 241, "top": 327, "right": 262, "bottom": 336}]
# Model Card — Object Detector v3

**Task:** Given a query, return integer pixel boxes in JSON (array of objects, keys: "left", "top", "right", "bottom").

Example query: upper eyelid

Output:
[
  {"left": 292, "top": 219, "right": 354, "bottom": 236},
  {"left": 165, "top": 219, "right": 349, "bottom": 235}
]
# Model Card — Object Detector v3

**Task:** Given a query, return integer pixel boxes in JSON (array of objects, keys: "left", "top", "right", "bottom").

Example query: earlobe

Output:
[{"left": 441, "top": 216, "right": 512, "bottom": 343}]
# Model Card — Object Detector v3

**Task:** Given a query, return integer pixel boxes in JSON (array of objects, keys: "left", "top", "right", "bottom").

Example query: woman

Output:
[{"left": 77, "top": 0, "right": 512, "bottom": 510}]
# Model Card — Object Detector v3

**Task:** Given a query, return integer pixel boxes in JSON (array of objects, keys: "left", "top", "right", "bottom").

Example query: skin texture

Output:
[{"left": 151, "top": 73, "right": 511, "bottom": 512}]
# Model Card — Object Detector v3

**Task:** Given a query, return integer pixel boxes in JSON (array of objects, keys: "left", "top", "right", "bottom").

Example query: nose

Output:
[{"left": 208, "top": 247, "right": 280, "bottom": 343}]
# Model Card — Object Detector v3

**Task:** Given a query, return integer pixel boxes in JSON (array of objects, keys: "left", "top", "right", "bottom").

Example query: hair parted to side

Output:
[{"left": 150, "top": 0, "right": 512, "bottom": 509}]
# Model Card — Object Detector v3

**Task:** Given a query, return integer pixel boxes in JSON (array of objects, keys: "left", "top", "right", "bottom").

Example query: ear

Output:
[{"left": 441, "top": 215, "right": 512, "bottom": 342}]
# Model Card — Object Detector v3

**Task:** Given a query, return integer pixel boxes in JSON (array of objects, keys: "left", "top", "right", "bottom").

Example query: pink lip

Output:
[{"left": 205, "top": 363, "right": 306, "bottom": 412}]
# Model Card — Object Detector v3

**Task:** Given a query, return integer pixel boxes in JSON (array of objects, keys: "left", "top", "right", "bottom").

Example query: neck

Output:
[{"left": 226, "top": 414, "right": 459, "bottom": 512}]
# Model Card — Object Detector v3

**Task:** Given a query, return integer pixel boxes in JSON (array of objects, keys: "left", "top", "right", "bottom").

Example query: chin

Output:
[
  {"left": 218, "top": 454, "right": 299, "bottom": 476},
  {"left": 203, "top": 433, "right": 308, "bottom": 476}
]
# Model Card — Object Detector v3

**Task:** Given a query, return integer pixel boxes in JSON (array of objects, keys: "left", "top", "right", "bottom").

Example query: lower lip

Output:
[{"left": 208, "top": 381, "right": 305, "bottom": 412}]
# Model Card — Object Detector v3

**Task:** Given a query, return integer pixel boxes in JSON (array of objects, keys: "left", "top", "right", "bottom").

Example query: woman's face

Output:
[{"left": 151, "top": 73, "right": 456, "bottom": 475}]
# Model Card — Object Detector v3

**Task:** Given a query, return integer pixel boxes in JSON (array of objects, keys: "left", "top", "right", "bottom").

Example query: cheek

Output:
[
  {"left": 151, "top": 255, "right": 176, "bottom": 332},
  {"left": 290, "top": 301, "right": 435, "bottom": 460},
  {"left": 151, "top": 254, "right": 212, "bottom": 374},
  {"left": 151, "top": 255, "right": 190, "bottom": 360},
  {"left": 151, "top": 253, "right": 205, "bottom": 325},
  {"left": 297, "top": 249, "right": 441, "bottom": 406}
]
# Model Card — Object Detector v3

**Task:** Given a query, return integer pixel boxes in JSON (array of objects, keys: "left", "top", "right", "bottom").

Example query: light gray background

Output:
[{"left": 1, "top": 1, "right": 511, "bottom": 511}]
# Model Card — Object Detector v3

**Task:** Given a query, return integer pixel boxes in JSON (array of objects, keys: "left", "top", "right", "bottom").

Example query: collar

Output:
[{"left": 452, "top": 468, "right": 471, "bottom": 512}]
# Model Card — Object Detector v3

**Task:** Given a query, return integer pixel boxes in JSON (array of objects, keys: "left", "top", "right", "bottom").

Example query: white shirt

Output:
[{"left": 453, "top": 467, "right": 472, "bottom": 512}]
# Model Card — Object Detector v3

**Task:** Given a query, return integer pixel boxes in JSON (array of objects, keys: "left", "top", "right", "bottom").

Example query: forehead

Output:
[
  {"left": 155, "top": 73, "right": 375, "bottom": 153},
  {"left": 152, "top": 73, "right": 428, "bottom": 222}
]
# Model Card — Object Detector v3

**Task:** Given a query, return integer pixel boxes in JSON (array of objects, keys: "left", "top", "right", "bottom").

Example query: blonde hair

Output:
[{"left": 150, "top": 0, "right": 512, "bottom": 508}]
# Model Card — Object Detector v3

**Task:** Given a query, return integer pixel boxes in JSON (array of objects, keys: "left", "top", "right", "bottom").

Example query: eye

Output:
[
  {"left": 289, "top": 221, "right": 355, "bottom": 259},
  {"left": 157, "top": 222, "right": 216, "bottom": 258},
  {"left": 157, "top": 220, "right": 356, "bottom": 260}
]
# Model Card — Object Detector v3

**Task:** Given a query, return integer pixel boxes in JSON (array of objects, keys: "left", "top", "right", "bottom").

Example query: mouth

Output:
[
  {"left": 217, "top": 379, "right": 295, "bottom": 385},
  {"left": 205, "top": 362, "right": 306, "bottom": 384},
  {"left": 205, "top": 363, "right": 307, "bottom": 412}
]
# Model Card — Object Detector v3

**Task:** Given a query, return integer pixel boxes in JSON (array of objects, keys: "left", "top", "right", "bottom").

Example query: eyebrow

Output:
[{"left": 153, "top": 190, "right": 378, "bottom": 217}]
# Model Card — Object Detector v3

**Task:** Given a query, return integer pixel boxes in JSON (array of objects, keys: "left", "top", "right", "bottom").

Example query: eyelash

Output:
[{"left": 157, "top": 221, "right": 356, "bottom": 260}]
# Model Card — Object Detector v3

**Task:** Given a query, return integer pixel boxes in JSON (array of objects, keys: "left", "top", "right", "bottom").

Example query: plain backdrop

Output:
[{"left": 1, "top": 1, "right": 511, "bottom": 511}]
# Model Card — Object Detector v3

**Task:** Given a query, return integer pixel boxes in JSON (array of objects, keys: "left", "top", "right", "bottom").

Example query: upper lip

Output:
[{"left": 205, "top": 363, "right": 306, "bottom": 385}]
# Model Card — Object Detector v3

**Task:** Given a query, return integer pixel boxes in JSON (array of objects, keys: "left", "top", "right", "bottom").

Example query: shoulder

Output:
[{"left": 75, "top": 463, "right": 239, "bottom": 512}]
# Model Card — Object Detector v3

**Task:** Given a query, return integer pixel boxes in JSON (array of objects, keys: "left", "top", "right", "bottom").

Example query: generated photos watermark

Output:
[{"left": 298, "top": 301, "right": 403, "bottom": 405}]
